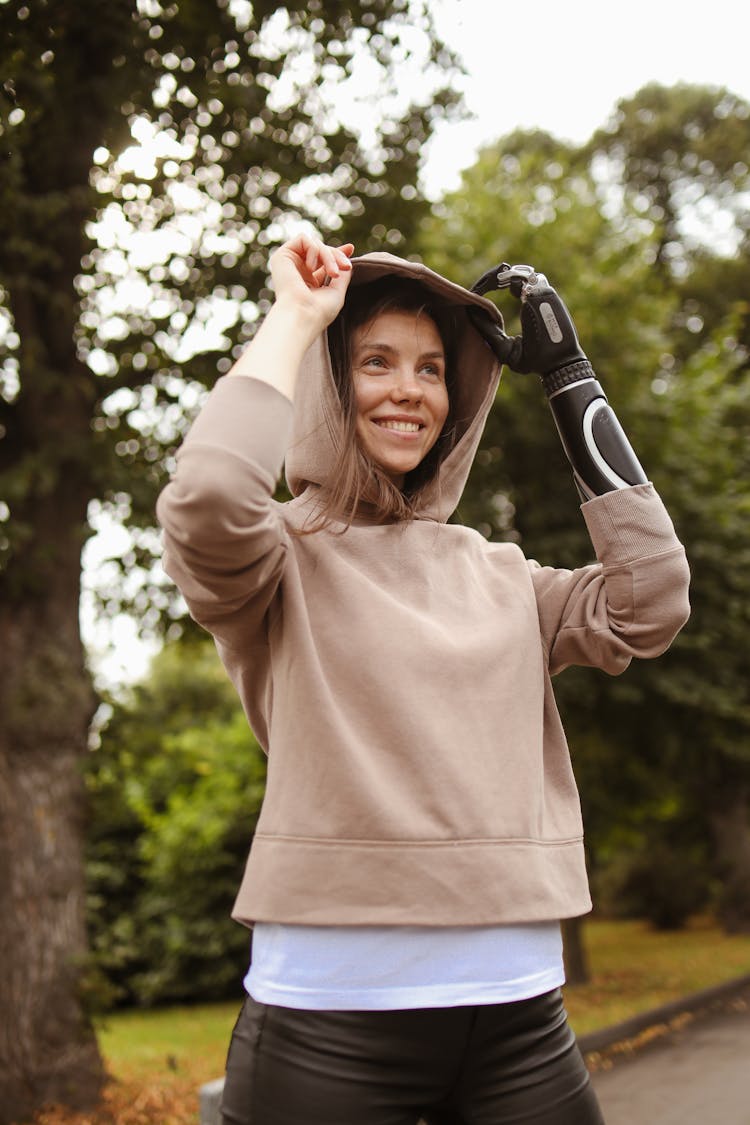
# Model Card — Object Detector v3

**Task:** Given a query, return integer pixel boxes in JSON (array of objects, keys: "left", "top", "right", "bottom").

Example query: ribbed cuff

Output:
[{"left": 581, "top": 483, "right": 682, "bottom": 565}]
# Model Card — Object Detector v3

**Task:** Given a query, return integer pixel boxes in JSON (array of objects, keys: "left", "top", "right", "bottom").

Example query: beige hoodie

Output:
[{"left": 156, "top": 253, "right": 690, "bottom": 927}]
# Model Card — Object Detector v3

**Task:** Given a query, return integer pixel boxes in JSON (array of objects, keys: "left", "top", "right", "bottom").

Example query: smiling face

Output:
[{"left": 351, "top": 309, "right": 450, "bottom": 489}]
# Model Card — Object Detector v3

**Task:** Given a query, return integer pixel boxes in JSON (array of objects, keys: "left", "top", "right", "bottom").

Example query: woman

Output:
[{"left": 156, "top": 234, "right": 690, "bottom": 1124}]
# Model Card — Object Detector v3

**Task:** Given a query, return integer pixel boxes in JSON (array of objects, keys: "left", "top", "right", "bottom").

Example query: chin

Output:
[{"left": 380, "top": 458, "right": 420, "bottom": 482}]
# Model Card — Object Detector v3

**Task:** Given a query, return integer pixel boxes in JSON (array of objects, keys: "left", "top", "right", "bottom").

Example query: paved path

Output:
[{"left": 590, "top": 988, "right": 750, "bottom": 1124}]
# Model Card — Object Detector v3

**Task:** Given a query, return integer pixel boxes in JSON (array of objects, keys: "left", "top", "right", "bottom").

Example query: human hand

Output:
[{"left": 269, "top": 234, "right": 354, "bottom": 336}]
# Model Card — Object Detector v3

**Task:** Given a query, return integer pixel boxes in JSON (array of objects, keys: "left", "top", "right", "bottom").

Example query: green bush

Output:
[
  {"left": 595, "top": 841, "right": 711, "bottom": 930},
  {"left": 86, "top": 638, "right": 266, "bottom": 1007}
]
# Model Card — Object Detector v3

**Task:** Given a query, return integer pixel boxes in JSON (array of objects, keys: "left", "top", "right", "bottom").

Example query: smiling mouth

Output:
[{"left": 375, "top": 420, "right": 423, "bottom": 432}]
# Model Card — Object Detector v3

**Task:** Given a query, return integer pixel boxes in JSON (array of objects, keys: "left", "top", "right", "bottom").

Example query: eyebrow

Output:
[{"left": 356, "top": 342, "right": 445, "bottom": 361}]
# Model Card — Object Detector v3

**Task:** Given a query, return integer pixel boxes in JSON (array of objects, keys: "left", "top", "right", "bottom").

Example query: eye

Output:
[
  {"left": 420, "top": 362, "right": 444, "bottom": 379},
  {"left": 362, "top": 355, "right": 387, "bottom": 370}
]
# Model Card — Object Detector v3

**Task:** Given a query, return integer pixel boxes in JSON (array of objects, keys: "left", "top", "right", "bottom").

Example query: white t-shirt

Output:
[{"left": 244, "top": 922, "right": 564, "bottom": 1011}]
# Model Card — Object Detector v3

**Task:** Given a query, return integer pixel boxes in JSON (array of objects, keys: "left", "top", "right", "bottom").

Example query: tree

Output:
[
  {"left": 587, "top": 82, "right": 750, "bottom": 268},
  {"left": 0, "top": 1, "right": 460, "bottom": 1117},
  {"left": 621, "top": 332, "right": 750, "bottom": 929},
  {"left": 586, "top": 82, "right": 750, "bottom": 356}
]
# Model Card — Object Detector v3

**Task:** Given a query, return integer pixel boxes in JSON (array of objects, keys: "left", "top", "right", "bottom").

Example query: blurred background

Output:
[{"left": 1, "top": 1, "right": 749, "bottom": 1121}]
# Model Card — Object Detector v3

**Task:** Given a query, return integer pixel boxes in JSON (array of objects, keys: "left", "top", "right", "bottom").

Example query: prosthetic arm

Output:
[{"left": 469, "top": 264, "right": 647, "bottom": 500}]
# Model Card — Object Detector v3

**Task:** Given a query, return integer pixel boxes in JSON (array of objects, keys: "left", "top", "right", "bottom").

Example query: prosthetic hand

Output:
[{"left": 469, "top": 264, "right": 648, "bottom": 500}]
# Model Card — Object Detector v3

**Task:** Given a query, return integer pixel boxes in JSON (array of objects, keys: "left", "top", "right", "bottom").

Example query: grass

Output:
[
  {"left": 97, "top": 1000, "right": 238, "bottom": 1086},
  {"left": 563, "top": 914, "right": 750, "bottom": 1035},
  {"left": 26, "top": 916, "right": 750, "bottom": 1124}
]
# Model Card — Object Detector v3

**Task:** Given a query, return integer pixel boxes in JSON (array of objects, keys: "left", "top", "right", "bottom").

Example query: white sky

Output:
[
  {"left": 424, "top": 0, "right": 750, "bottom": 195},
  {"left": 82, "top": 0, "right": 750, "bottom": 688}
]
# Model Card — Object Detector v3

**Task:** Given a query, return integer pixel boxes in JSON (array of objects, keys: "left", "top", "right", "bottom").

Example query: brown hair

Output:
[{"left": 299, "top": 277, "right": 459, "bottom": 533}]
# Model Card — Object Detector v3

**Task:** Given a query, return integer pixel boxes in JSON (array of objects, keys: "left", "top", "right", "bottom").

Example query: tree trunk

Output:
[
  {"left": 561, "top": 916, "right": 590, "bottom": 986},
  {"left": 709, "top": 781, "right": 750, "bottom": 934},
  {"left": 0, "top": 527, "right": 106, "bottom": 1120}
]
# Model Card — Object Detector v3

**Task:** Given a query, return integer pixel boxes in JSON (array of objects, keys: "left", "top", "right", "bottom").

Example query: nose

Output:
[{"left": 390, "top": 368, "right": 422, "bottom": 403}]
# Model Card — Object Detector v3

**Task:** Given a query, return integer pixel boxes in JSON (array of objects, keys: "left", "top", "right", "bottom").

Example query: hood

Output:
[{"left": 285, "top": 251, "right": 505, "bottom": 523}]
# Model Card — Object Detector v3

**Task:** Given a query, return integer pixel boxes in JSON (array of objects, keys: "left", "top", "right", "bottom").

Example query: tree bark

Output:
[
  {"left": 0, "top": 506, "right": 106, "bottom": 1119},
  {"left": 0, "top": 27, "right": 130, "bottom": 1105},
  {"left": 709, "top": 781, "right": 750, "bottom": 934},
  {"left": 0, "top": 436, "right": 110, "bottom": 1103},
  {"left": 561, "top": 916, "right": 590, "bottom": 986}
]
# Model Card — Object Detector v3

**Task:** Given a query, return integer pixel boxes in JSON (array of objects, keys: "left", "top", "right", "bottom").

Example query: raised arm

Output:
[
  {"left": 230, "top": 235, "right": 354, "bottom": 400},
  {"left": 469, "top": 263, "right": 689, "bottom": 672},
  {"left": 470, "top": 263, "right": 647, "bottom": 501},
  {"left": 156, "top": 236, "right": 353, "bottom": 643}
]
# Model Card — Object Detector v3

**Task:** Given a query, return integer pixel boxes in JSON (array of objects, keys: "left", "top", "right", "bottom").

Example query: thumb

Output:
[{"left": 468, "top": 307, "right": 517, "bottom": 365}]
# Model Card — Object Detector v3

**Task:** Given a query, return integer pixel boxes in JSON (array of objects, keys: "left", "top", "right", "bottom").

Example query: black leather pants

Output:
[{"left": 220, "top": 988, "right": 605, "bottom": 1124}]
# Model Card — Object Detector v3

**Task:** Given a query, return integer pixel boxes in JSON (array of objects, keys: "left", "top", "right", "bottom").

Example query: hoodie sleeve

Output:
[
  {"left": 529, "top": 483, "right": 690, "bottom": 676},
  {"left": 155, "top": 375, "right": 293, "bottom": 646}
]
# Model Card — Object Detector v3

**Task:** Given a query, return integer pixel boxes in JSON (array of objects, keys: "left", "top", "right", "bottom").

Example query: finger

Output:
[
  {"left": 318, "top": 257, "right": 352, "bottom": 287},
  {"left": 327, "top": 266, "right": 353, "bottom": 294},
  {"left": 333, "top": 246, "right": 354, "bottom": 271},
  {"left": 318, "top": 241, "right": 351, "bottom": 279},
  {"left": 305, "top": 239, "right": 325, "bottom": 274},
  {"left": 282, "top": 234, "right": 352, "bottom": 287},
  {"left": 283, "top": 232, "right": 317, "bottom": 265},
  {"left": 322, "top": 244, "right": 344, "bottom": 279}
]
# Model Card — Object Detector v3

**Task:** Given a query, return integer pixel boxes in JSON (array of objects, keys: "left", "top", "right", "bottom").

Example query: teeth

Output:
[{"left": 379, "top": 421, "right": 421, "bottom": 432}]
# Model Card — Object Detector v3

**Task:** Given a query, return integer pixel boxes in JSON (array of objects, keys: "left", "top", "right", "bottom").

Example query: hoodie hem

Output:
[{"left": 231, "top": 834, "right": 592, "bottom": 928}]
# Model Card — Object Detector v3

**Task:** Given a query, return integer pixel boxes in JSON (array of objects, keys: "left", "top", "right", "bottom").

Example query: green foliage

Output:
[
  {"left": 594, "top": 843, "right": 711, "bottom": 931},
  {"left": 587, "top": 82, "right": 750, "bottom": 265},
  {"left": 639, "top": 334, "right": 750, "bottom": 745},
  {"left": 86, "top": 637, "right": 265, "bottom": 1007},
  {"left": 587, "top": 82, "right": 750, "bottom": 357}
]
